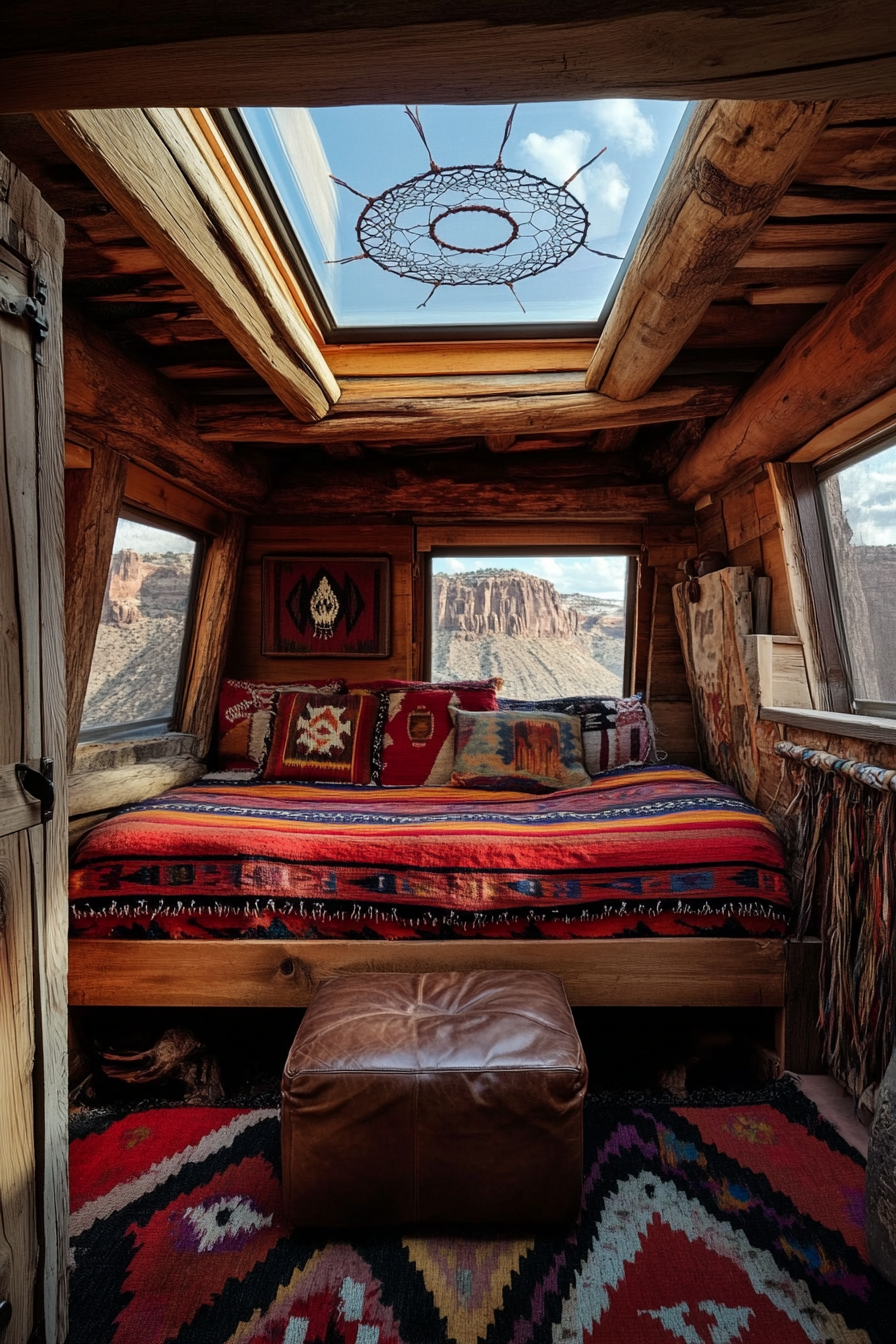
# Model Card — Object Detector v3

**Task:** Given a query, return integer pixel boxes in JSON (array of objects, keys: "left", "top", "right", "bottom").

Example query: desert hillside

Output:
[
  {"left": 81, "top": 548, "right": 194, "bottom": 731},
  {"left": 432, "top": 569, "right": 624, "bottom": 699}
]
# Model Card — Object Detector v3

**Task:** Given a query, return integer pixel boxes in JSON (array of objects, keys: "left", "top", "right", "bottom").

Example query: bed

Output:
[{"left": 67, "top": 762, "right": 819, "bottom": 1069}]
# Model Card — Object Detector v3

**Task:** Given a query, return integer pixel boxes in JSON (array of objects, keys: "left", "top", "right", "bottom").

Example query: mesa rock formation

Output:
[
  {"left": 432, "top": 569, "right": 625, "bottom": 699},
  {"left": 435, "top": 569, "right": 580, "bottom": 640},
  {"left": 102, "top": 548, "right": 194, "bottom": 625}
]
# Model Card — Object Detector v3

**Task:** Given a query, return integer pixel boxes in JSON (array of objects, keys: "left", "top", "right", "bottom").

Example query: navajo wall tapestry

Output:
[{"left": 262, "top": 556, "right": 391, "bottom": 657}]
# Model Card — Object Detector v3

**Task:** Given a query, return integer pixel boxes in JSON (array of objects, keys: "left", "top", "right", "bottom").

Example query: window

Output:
[
  {"left": 818, "top": 439, "right": 896, "bottom": 717},
  {"left": 79, "top": 513, "right": 202, "bottom": 741},
  {"left": 224, "top": 100, "right": 690, "bottom": 339},
  {"left": 428, "top": 552, "right": 635, "bottom": 699}
]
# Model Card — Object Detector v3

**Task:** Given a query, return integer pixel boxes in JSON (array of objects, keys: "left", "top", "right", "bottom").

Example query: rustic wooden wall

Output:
[
  {"left": 689, "top": 466, "right": 896, "bottom": 828},
  {"left": 226, "top": 523, "right": 416, "bottom": 685},
  {"left": 225, "top": 511, "right": 701, "bottom": 763}
]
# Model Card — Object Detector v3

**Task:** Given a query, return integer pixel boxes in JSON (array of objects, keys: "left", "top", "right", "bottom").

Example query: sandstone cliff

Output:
[
  {"left": 435, "top": 569, "right": 580, "bottom": 640},
  {"left": 102, "top": 548, "right": 194, "bottom": 625}
]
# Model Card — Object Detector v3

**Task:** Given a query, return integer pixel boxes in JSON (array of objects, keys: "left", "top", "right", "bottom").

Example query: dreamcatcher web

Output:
[{"left": 328, "top": 106, "right": 623, "bottom": 310}]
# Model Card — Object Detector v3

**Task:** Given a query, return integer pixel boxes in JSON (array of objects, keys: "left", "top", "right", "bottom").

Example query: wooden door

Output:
[{"left": 0, "top": 153, "right": 68, "bottom": 1344}]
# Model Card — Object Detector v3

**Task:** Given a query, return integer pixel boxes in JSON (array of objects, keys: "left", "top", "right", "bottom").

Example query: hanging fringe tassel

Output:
[{"left": 777, "top": 741, "right": 896, "bottom": 1097}]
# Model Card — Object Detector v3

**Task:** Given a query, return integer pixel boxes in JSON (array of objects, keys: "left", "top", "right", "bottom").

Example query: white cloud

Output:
[
  {"left": 519, "top": 129, "right": 590, "bottom": 193},
  {"left": 531, "top": 557, "right": 564, "bottom": 581},
  {"left": 519, "top": 130, "right": 630, "bottom": 236},
  {"left": 585, "top": 100, "right": 658, "bottom": 157}
]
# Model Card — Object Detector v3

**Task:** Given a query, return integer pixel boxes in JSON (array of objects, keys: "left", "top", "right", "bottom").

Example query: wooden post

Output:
[
  {"left": 177, "top": 513, "right": 247, "bottom": 757},
  {"left": 64, "top": 445, "right": 128, "bottom": 771}
]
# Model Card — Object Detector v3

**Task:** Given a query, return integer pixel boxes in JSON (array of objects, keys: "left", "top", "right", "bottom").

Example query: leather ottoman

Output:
[{"left": 281, "top": 970, "right": 587, "bottom": 1228}]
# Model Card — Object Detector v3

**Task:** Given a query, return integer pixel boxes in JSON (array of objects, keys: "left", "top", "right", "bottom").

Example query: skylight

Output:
[{"left": 232, "top": 100, "right": 690, "bottom": 338}]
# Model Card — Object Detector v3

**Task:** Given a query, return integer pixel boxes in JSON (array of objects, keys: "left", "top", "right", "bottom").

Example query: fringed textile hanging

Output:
[{"left": 776, "top": 741, "right": 896, "bottom": 1097}]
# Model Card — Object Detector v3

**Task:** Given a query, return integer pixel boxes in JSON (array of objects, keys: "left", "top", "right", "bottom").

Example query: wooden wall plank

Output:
[
  {"left": 177, "top": 513, "right": 246, "bottom": 756},
  {"left": 67, "top": 937, "right": 786, "bottom": 1009},
  {"left": 64, "top": 446, "right": 128, "bottom": 771}
]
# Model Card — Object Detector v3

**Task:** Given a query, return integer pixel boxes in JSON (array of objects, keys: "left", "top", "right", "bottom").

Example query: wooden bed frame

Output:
[{"left": 68, "top": 935, "right": 823, "bottom": 1072}]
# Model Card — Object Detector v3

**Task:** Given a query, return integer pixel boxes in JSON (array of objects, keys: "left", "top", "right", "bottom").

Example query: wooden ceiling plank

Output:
[
  {"left": 37, "top": 107, "right": 338, "bottom": 421},
  {"left": 669, "top": 235, "right": 896, "bottom": 500},
  {"left": 585, "top": 99, "right": 833, "bottom": 402},
  {"left": 746, "top": 284, "right": 842, "bottom": 304},
  {"left": 198, "top": 383, "right": 740, "bottom": 444},
  {"left": 337, "top": 372, "right": 587, "bottom": 401},
  {"left": 324, "top": 342, "right": 595, "bottom": 377},
  {"left": 4, "top": 3, "right": 896, "bottom": 109},
  {"left": 64, "top": 306, "right": 268, "bottom": 511}
]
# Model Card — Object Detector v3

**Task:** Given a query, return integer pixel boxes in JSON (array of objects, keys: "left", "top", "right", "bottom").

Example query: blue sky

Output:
[
  {"left": 114, "top": 519, "right": 196, "bottom": 555},
  {"left": 832, "top": 443, "right": 896, "bottom": 546},
  {"left": 242, "top": 99, "right": 688, "bottom": 328},
  {"left": 432, "top": 555, "right": 628, "bottom": 600}
]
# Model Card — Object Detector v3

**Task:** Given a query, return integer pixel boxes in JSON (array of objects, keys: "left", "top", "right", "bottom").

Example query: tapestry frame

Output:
[{"left": 261, "top": 554, "right": 392, "bottom": 658}]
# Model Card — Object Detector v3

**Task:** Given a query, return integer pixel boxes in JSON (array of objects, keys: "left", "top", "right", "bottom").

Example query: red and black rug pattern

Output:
[{"left": 69, "top": 1083, "right": 895, "bottom": 1344}]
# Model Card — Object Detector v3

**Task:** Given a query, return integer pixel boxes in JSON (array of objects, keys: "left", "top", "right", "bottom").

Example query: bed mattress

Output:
[{"left": 69, "top": 764, "right": 792, "bottom": 941}]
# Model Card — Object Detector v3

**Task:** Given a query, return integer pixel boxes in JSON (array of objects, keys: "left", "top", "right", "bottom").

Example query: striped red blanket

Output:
[{"left": 69, "top": 764, "right": 791, "bottom": 941}]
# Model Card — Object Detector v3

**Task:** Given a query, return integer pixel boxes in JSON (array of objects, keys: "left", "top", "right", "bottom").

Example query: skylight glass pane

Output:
[{"left": 239, "top": 100, "right": 689, "bottom": 332}]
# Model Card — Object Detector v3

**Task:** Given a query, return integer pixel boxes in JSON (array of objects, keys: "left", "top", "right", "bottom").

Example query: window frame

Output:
[
  {"left": 77, "top": 505, "right": 207, "bottom": 744},
  {"left": 423, "top": 546, "right": 639, "bottom": 696},
  {"left": 814, "top": 435, "right": 896, "bottom": 721}
]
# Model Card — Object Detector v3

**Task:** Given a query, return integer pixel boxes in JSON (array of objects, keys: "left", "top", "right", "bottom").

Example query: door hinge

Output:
[
  {"left": 0, "top": 272, "right": 49, "bottom": 363},
  {"left": 15, "top": 758, "right": 55, "bottom": 823}
]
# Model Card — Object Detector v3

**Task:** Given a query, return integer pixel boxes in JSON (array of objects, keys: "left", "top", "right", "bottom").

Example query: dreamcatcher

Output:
[{"left": 328, "top": 106, "right": 622, "bottom": 311}]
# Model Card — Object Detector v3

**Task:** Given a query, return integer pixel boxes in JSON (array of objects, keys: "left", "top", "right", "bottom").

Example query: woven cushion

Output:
[
  {"left": 261, "top": 691, "right": 380, "bottom": 784},
  {"left": 499, "top": 695, "right": 653, "bottom": 776},
  {"left": 217, "top": 677, "right": 345, "bottom": 771},
  {"left": 380, "top": 686, "right": 499, "bottom": 787},
  {"left": 450, "top": 709, "right": 590, "bottom": 793}
]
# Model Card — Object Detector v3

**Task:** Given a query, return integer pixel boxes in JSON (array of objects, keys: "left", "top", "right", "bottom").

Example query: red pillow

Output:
[
  {"left": 380, "top": 687, "right": 499, "bottom": 787},
  {"left": 261, "top": 691, "right": 379, "bottom": 784},
  {"left": 217, "top": 678, "right": 345, "bottom": 771}
]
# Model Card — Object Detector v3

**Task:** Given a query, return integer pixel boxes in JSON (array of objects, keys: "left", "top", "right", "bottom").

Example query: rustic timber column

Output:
[
  {"left": 177, "top": 513, "right": 246, "bottom": 756},
  {"left": 64, "top": 446, "right": 128, "bottom": 769}
]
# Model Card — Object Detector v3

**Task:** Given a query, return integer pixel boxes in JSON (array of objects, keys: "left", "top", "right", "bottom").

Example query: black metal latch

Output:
[
  {"left": 0, "top": 272, "right": 49, "bottom": 363},
  {"left": 15, "top": 758, "right": 55, "bottom": 823}
]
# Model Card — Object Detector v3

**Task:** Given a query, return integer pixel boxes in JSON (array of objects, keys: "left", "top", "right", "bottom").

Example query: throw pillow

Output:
[
  {"left": 380, "top": 686, "right": 499, "bottom": 787},
  {"left": 217, "top": 678, "right": 345, "bottom": 771},
  {"left": 498, "top": 694, "right": 653, "bottom": 775},
  {"left": 450, "top": 709, "right": 590, "bottom": 793},
  {"left": 261, "top": 691, "right": 380, "bottom": 784}
]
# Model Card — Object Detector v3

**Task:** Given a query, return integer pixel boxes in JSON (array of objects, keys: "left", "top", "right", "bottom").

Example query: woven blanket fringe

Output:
[{"left": 776, "top": 740, "right": 895, "bottom": 1098}]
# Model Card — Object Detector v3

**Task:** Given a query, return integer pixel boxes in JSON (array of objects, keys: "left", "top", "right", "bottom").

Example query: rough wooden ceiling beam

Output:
[
  {"left": 64, "top": 306, "right": 269, "bottom": 511},
  {"left": 270, "top": 461, "right": 669, "bottom": 518},
  {"left": 37, "top": 107, "right": 339, "bottom": 421},
  {"left": 669, "top": 235, "right": 896, "bottom": 500},
  {"left": 585, "top": 99, "right": 833, "bottom": 402},
  {"left": 197, "top": 382, "right": 741, "bottom": 444},
  {"left": 3, "top": 2, "right": 896, "bottom": 108}
]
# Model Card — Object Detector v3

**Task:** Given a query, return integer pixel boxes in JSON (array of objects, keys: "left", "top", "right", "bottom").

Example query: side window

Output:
[
  {"left": 428, "top": 552, "right": 635, "bottom": 699},
  {"left": 818, "top": 440, "right": 896, "bottom": 717},
  {"left": 79, "top": 512, "right": 202, "bottom": 741}
]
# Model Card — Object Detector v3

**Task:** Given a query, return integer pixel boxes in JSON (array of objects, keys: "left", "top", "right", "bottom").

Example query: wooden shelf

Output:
[{"left": 759, "top": 705, "right": 896, "bottom": 744}]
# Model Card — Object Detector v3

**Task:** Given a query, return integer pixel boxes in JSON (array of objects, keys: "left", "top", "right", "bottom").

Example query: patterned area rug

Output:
[{"left": 68, "top": 1082, "right": 896, "bottom": 1344}]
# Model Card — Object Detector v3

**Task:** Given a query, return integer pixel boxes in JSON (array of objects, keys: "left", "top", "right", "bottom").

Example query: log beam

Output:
[
  {"left": 585, "top": 99, "right": 833, "bottom": 401},
  {"left": 198, "top": 383, "right": 741, "bottom": 445},
  {"left": 176, "top": 513, "right": 246, "bottom": 757},
  {"left": 64, "top": 307, "right": 269, "bottom": 512},
  {"left": 64, "top": 445, "right": 128, "bottom": 770},
  {"left": 38, "top": 108, "right": 338, "bottom": 421},
  {"left": 4, "top": 3, "right": 896, "bottom": 110},
  {"left": 270, "top": 460, "right": 668, "bottom": 517},
  {"left": 669, "top": 236, "right": 896, "bottom": 500}
]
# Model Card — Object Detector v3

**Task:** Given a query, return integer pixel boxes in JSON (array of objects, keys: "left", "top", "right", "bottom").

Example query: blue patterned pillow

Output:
[{"left": 449, "top": 709, "right": 590, "bottom": 793}]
